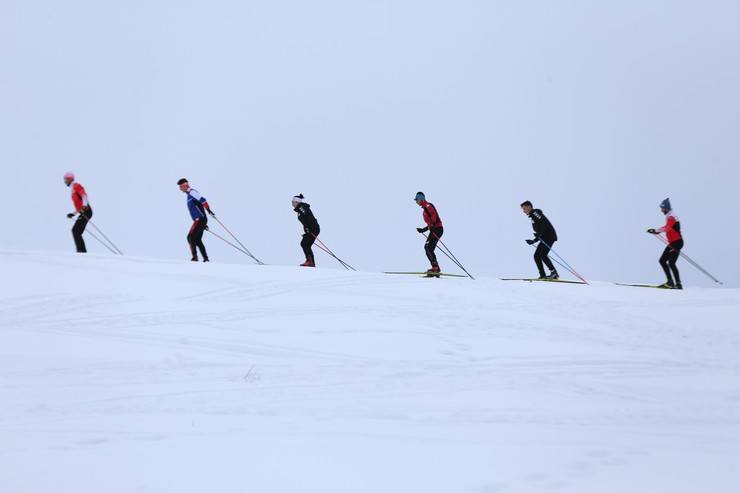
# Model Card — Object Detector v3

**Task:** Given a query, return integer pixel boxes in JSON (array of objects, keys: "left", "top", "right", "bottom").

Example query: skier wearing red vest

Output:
[
  {"left": 415, "top": 192, "right": 443, "bottom": 275},
  {"left": 647, "top": 198, "right": 683, "bottom": 289},
  {"left": 63, "top": 172, "right": 93, "bottom": 253}
]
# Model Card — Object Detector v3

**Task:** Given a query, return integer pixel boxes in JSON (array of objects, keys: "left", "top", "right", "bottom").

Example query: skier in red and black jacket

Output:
[
  {"left": 647, "top": 198, "right": 683, "bottom": 289},
  {"left": 415, "top": 192, "right": 443, "bottom": 274},
  {"left": 63, "top": 172, "right": 93, "bottom": 253}
]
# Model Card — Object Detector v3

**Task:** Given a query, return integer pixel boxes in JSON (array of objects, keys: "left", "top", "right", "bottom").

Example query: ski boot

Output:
[
  {"left": 674, "top": 282, "right": 683, "bottom": 290},
  {"left": 191, "top": 257, "right": 199, "bottom": 262},
  {"left": 426, "top": 265, "right": 441, "bottom": 278},
  {"left": 546, "top": 270, "right": 559, "bottom": 280},
  {"left": 300, "top": 259, "right": 316, "bottom": 267},
  {"left": 203, "top": 257, "right": 210, "bottom": 263},
  {"left": 657, "top": 280, "right": 675, "bottom": 289}
]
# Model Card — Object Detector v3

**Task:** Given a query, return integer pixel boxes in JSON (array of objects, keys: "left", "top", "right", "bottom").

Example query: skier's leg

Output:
[
  {"left": 668, "top": 241, "right": 682, "bottom": 285},
  {"left": 194, "top": 222, "right": 208, "bottom": 260},
  {"left": 301, "top": 234, "right": 316, "bottom": 262},
  {"left": 72, "top": 214, "right": 89, "bottom": 253},
  {"left": 425, "top": 233, "right": 440, "bottom": 267},
  {"left": 187, "top": 223, "right": 198, "bottom": 260},
  {"left": 533, "top": 244, "right": 547, "bottom": 277},
  {"left": 659, "top": 247, "right": 674, "bottom": 284},
  {"left": 541, "top": 240, "right": 556, "bottom": 272}
]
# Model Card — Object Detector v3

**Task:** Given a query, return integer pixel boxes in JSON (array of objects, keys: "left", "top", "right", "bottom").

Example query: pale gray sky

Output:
[{"left": 1, "top": 1, "right": 738, "bottom": 286}]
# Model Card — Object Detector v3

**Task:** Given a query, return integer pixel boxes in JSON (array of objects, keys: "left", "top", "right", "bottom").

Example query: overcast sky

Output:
[{"left": 1, "top": 1, "right": 738, "bottom": 286}]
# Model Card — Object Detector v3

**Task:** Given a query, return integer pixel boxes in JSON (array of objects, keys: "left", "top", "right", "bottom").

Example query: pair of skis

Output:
[
  {"left": 385, "top": 271, "right": 468, "bottom": 279},
  {"left": 613, "top": 283, "right": 679, "bottom": 290},
  {"left": 500, "top": 278, "right": 586, "bottom": 285}
]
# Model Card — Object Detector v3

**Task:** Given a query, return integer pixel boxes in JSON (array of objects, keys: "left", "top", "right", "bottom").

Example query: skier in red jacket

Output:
[
  {"left": 648, "top": 198, "right": 683, "bottom": 289},
  {"left": 63, "top": 172, "right": 93, "bottom": 253},
  {"left": 415, "top": 192, "right": 443, "bottom": 275}
]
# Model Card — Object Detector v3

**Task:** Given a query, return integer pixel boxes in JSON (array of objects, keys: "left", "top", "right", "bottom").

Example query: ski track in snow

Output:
[{"left": 1, "top": 251, "right": 739, "bottom": 492}]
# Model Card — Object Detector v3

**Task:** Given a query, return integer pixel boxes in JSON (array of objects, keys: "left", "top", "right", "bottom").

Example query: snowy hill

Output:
[{"left": 2, "top": 251, "right": 739, "bottom": 493}]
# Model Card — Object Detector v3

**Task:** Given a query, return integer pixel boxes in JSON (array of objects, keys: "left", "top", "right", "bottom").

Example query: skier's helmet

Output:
[
  {"left": 415, "top": 192, "right": 426, "bottom": 201},
  {"left": 660, "top": 198, "right": 672, "bottom": 211}
]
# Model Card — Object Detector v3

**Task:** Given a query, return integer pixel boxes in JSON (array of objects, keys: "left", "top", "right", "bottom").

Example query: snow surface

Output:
[{"left": 1, "top": 251, "right": 739, "bottom": 492}]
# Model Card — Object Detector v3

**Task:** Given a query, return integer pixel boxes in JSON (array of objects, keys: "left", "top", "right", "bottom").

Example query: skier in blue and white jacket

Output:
[{"left": 178, "top": 178, "right": 214, "bottom": 262}]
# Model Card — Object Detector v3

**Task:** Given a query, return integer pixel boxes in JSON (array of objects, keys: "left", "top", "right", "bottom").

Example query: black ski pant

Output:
[
  {"left": 534, "top": 238, "right": 556, "bottom": 277},
  {"left": 72, "top": 208, "right": 93, "bottom": 253},
  {"left": 188, "top": 218, "right": 209, "bottom": 260},
  {"left": 659, "top": 239, "right": 683, "bottom": 285},
  {"left": 425, "top": 227, "right": 443, "bottom": 267},
  {"left": 301, "top": 228, "right": 319, "bottom": 262}
]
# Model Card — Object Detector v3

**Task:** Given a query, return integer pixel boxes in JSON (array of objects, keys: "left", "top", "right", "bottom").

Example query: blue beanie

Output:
[
  {"left": 660, "top": 198, "right": 672, "bottom": 210},
  {"left": 415, "top": 192, "right": 426, "bottom": 201}
]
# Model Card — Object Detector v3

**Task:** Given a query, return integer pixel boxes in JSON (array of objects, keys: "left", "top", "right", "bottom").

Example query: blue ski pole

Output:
[{"left": 536, "top": 238, "right": 589, "bottom": 284}]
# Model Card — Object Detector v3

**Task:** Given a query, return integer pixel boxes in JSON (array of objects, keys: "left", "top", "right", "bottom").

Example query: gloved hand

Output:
[
  {"left": 67, "top": 212, "right": 76, "bottom": 219},
  {"left": 647, "top": 228, "right": 657, "bottom": 234},
  {"left": 207, "top": 209, "right": 215, "bottom": 217},
  {"left": 204, "top": 225, "right": 209, "bottom": 231},
  {"left": 417, "top": 227, "right": 428, "bottom": 233},
  {"left": 525, "top": 239, "right": 536, "bottom": 245}
]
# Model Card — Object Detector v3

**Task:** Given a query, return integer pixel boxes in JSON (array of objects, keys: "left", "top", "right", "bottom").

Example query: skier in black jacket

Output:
[
  {"left": 521, "top": 201, "right": 559, "bottom": 279},
  {"left": 292, "top": 194, "right": 320, "bottom": 267}
]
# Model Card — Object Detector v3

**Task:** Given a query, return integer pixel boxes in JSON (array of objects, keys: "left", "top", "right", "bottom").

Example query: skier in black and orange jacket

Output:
[{"left": 415, "top": 192, "right": 443, "bottom": 275}]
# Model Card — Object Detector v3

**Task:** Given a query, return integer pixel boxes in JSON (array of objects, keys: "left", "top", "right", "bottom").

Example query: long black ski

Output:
[
  {"left": 500, "top": 278, "right": 587, "bottom": 285},
  {"left": 614, "top": 283, "right": 676, "bottom": 289},
  {"left": 385, "top": 271, "right": 468, "bottom": 278}
]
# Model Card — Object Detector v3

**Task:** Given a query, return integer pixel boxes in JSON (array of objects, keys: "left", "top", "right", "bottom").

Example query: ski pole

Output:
[
  {"left": 210, "top": 214, "right": 265, "bottom": 265},
  {"left": 534, "top": 238, "right": 589, "bottom": 284},
  {"left": 85, "top": 228, "right": 119, "bottom": 255},
  {"left": 420, "top": 232, "right": 466, "bottom": 275},
  {"left": 312, "top": 240, "right": 351, "bottom": 270},
  {"left": 422, "top": 232, "right": 475, "bottom": 280},
  {"left": 311, "top": 234, "right": 356, "bottom": 271},
  {"left": 651, "top": 234, "right": 723, "bottom": 285},
  {"left": 86, "top": 220, "right": 124, "bottom": 255},
  {"left": 432, "top": 232, "right": 475, "bottom": 280},
  {"left": 192, "top": 205, "right": 264, "bottom": 265},
  {"left": 205, "top": 228, "right": 259, "bottom": 260}
]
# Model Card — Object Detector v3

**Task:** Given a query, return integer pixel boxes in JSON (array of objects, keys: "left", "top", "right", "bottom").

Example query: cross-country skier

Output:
[
  {"left": 177, "top": 178, "right": 213, "bottom": 262},
  {"left": 647, "top": 198, "right": 683, "bottom": 289},
  {"left": 415, "top": 192, "right": 443, "bottom": 275},
  {"left": 63, "top": 172, "right": 93, "bottom": 253},
  {"left": 292, "top": 194, "right": 320, "bottom": 267},
  {"left": 521, "top": 201, "right": 559, "bottom": 279}
]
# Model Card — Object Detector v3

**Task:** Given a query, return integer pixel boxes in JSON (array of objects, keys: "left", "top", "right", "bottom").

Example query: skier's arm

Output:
[{"left": 190, "top": 189, "right": 214, "bottom": 215}]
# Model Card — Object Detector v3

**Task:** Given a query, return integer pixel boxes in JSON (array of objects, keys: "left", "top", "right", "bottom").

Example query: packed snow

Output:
[{"left": 1, "top": 251, "right": 739, "bottom": 492}]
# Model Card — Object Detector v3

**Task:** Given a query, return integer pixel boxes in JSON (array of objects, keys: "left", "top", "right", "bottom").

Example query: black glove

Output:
[
  {"left": 204, "top": 225, "right": 209, "bottom": 231},
  {"left": 417, "top": 227, "right": 428, "bottom": 233},
  {"left": 647, "top": 228, "right": 657, "bottom": 234},
  {"left": 207, "top": 209, "right": 215, "bottom": 217},
  {"left": 67, "top": 213, "right": 76, "bottom": 219},
  {"left": 525, "top": 239, "right": 536, "bottom": 245}
]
